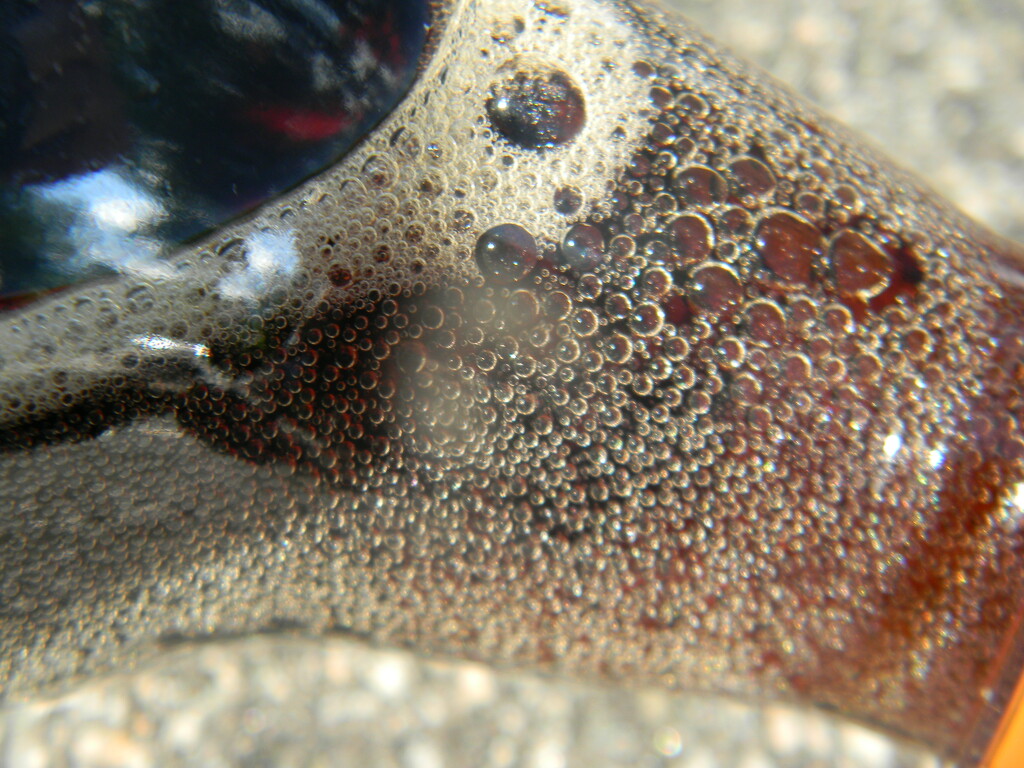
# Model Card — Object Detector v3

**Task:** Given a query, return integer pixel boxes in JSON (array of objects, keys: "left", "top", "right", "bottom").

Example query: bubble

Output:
[
  {"left": 719, "top": 337, "right": 746, "bottom": 368},
  {"left": 797, "top": 192, "right": 825, "bottom": 218},
  {"left": 732, "top": 372, "right": 763, "bottom": 405},
  {"left": 572, "top": 308, "right": 599, "bottom": 337},
  {"left": 783, "top": 353, "right": 812, "bottom": 384},
  {"left": 629, "top": 302, "right": 664, "bottom": 337},
  {"left": 560, "top": 223, "right": 606, "bottom": 271},
  {"left": 603, "top": 332, "right": 633, "bottom": 364},
  {"left": 720, "top": 207, "right": 751, "bottom": 238},
  {"left": 576, "top": 273, "right": 603, "bottom": 301},
  {"left": 544, "top": 290, "right": 572, "bottom": 321},
  {"left": 641, "top": 267, "right": 672, "bottom": 299},
  {"left": 507, "top": 290, "right": 540, "bottom": 327},
  {"left": 678, "top": 92, "right": 710, "bottom": 119},
  {"left": 490, "top": 17, "right": 525, "bottom": 43},
  {"left": 663, "top": 294, "right": 692, "bottom": 328},
  {"left": 688, "top": 262, "right": 743, "bottom": 316},
  {"left": 608, "top": 234, "right": 636, "bottom": 260},
  {"left": 474, "top": 224, "right": 538, "bottom": 282},
  {"left": 756, "top": 211, "right": 824, "bottom": 287},
  {"left": 631, "top": 60, "right": 655, "bottom": 78},
  {"left": 743, "top": 300, "right": 785, "bottom": 344},
  {"left": 830, "top": 230, "right": 893, "bottom": 299},
  {"left": 486, "top": 64, "right": 585, "bottom": 150},
  {"left": 728, "top": 157, "right": 776, "bottom": 198},
  {"left": 605, "top": 292, "right": 632, "bottom": 320},
  {"left": 395, "top": 342, "right": 428, "bottom": 374},
  {"left": 668, "top": 214, "right": 713, "bottom": 266},
  {"left": 673, "top": 166, "right": 728, "bottom": 208},
  {"left": 554, "top": 186, "right": 583, "bottom": 215},
  {"left": 664, "top": 336, "right": 689, "bottom": 361}
]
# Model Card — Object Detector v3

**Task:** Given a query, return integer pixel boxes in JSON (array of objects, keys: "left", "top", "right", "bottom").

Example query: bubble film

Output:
[{"left": 1, "top": 1, "right": 1023, "bottom": 764}]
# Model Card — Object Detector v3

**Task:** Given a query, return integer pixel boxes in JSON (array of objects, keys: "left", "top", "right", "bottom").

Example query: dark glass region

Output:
[{"left": 0, "top": 0, "right": 429, "bottom": 305}]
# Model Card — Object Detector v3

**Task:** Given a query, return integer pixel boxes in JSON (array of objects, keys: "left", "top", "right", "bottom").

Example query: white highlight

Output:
[{"left": 217, "top": 229, "right": 299, "bottom": 301}]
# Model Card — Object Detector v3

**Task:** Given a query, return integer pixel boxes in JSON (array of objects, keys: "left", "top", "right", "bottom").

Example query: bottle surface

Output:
[{"left": 1, "top": 1, "right": 1023, "bottom": 765}]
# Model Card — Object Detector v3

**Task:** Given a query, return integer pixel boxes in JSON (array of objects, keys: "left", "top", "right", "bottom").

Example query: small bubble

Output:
[
  {"left": 719, "top": 336, "right": 746, "bottom": 368},
  {"left": 603, "top": 332, "right": 633, "bottom": 364},
  {"left": 834, "top": 184, "right": 861, "bottom": 211},
  {"left": 720, "top": 207, "right": 751, "bottom": 238},
  {"left": 608, "top": 234, "right": 636, "bottom": 260},
  {"left": 576, "top": 273, "right": 603, "bottom": 301},
  {"left": 328, "top": 266, "right": 353, "bottom": 287},
  {"left": 641, "top": 267, "right": 673, "bottom": 298},
  {"left": 649, "top": 86, "right": 673, "bottom": 108},
  {"left": 668, "top": 213, "right": 713, "bottom": 266},
  {"left": 508, "top": 290, "right": 540, "bottom": 326},
  {"left": 783, "top": 353, "right": 812, "bottom": 383},
  {"left": 632, "top": 60, "right": 655, "bottom": 78},
  {"left": 664, "top": 336, "right": 690, "bottom": 362},
  {"left": 554, "top": 185, "right": 583, "bottom": 215},
  {"left": 688, "top": 262, "right": 743, "bottom": 316},
  {"left": 535, "top": 0, "right": 570, "bottom": 17},
  {"left": 797, "top": 192, "right": 824, "bottom": 218},
  {"left": 605, "top": 292, "right": 632, "bottom": 320},
  {"left": 728, "top": 156, "right": 776, "bottom": 198},
  {"left": 560, "top": 223, "right": 606, "bottom": 271},
  {"left": 545, "top": 290, "right": 572, "bottom": 321},
  {"left": 757, "top": 211, "right": 823, "bottom": 287},
  {"left": 572, "top": 308, "right": 599, "bottom": 337},
  {"left": 830, "top": 229, "right": 892, "bottom": 299},
  {"left": 673, "top": 166, "right": 728, "bottom": 207},
  {"left": 486, "top": 64, "right": 585, "bottom": 150},
  {"left": 451, "top": 209, "right": 475, "bottom": 232},
  {"left": 677, "top": 93, "right": 709, "bottom": 119},
  {"left": 490, "top": 17, "right": 524, "bottom": 43},
  {"left": 474, "top": 224, "right": 538, "bottom": 282},
  {"left": 744, "top": 299, "right": 785, "bottom": 343},
  {"left": 630, "top": 302, "right": 665, "bottom": 337},
  {"left": 396, "top": 342, "right": 428, "bottom": 374}
]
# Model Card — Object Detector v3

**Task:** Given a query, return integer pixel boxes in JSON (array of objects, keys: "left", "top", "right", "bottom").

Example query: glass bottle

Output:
[{"left": 0, "top": 1, "right": 1022, "bottom": 765}]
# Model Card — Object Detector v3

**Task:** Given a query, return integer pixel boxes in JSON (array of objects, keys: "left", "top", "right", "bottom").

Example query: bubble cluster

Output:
[{"left": 0, "top": 1, "right": 1023, "bottom": 764}]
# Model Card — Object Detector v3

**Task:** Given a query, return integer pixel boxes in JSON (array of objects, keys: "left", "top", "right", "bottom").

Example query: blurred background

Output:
[{"left": 1, "top": 0, "right": 1021, "bottom": 766}]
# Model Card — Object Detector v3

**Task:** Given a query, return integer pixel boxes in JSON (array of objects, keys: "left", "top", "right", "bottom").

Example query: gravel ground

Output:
[{"left": 2, "top": 0, "right": 1021, "bottom": 766}]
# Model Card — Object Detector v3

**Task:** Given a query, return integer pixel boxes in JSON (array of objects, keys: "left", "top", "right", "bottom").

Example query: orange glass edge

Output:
[
  {"left": 984, "top": 671, "right": 1024, "bottom": 768},
  {"left": 975, "top": 598, "right": 1024, "bottom": 768}
]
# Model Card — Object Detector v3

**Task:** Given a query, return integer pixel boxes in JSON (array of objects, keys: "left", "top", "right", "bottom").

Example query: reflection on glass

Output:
[{"left": 0, "top": 0, "right": 429, "bottom": 304}]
